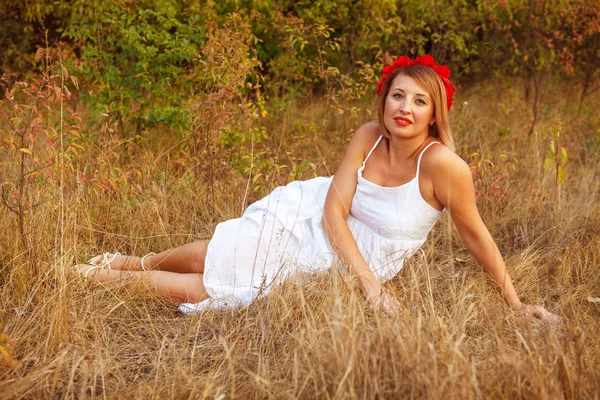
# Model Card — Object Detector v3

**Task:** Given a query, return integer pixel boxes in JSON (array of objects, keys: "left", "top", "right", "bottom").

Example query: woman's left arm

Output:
[{"left": 427, "top": 149, "right": 561, "bottom": 323}]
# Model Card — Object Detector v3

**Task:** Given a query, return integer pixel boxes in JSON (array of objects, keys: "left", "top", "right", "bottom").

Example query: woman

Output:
[{"left": 77, "top": 55, "right": 561, "bottom": 323}]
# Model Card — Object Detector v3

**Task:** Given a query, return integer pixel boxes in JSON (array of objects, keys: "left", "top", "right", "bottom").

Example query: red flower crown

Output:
[{"left": 377, "top": 54, "right": 456, "bottom": 111}]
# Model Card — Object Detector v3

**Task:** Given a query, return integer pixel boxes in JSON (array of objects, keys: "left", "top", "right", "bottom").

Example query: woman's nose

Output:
[{"left": 400, "top": 98, "right": 412, "bottom": 113}]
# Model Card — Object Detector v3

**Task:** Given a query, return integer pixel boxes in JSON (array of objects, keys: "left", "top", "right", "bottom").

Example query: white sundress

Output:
[{"left": 179, "top": 137, "right": 444, "bottom": 313}]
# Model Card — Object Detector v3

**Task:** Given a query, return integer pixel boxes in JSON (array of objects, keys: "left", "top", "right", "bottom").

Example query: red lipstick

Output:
[{"left": 394, "top": 116, "right": 413, "bottom": 126}]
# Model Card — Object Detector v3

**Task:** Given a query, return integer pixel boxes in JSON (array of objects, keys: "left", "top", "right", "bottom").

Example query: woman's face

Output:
[{"left": 383, "top": 74, "right": 435, "bottom": 140}]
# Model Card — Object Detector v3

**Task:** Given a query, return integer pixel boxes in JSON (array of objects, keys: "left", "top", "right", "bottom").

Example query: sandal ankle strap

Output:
[
  {"left": 83, "top": 265, "right": 99, "bottom": 279},
  {"left": 141, "top": 252, "right": 156, "bottom": 271}
]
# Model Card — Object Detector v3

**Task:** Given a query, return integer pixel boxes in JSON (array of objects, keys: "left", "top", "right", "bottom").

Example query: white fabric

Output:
[{"left": 179, "top": 138, "right": 444, "bottom": 313}]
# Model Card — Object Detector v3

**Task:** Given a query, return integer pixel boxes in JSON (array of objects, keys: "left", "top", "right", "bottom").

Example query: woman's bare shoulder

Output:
[
  {"left": 350, "top": 121, "right": 381, "bottom": 154},
  {"left": 421, "top": 143, "right": 471, "bottom": 179},
  {"left": 355, "top": 121, "right": 380, "bottom": 137},
  {"left": 332, "top": 122, "right": 381, "bottom": 178}
]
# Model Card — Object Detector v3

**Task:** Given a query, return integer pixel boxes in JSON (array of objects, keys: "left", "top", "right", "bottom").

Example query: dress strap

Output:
[
  {"left": 362, "top": 136, "right": 383, "bottom": 167},
  {"left": 416, "top": 141, "right": 441, "bottom": 178}
]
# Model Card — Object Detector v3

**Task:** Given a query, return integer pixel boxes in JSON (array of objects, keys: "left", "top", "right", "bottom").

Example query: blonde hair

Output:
[{"left": 377, "top": 65, "right": 455, "bottom": 151}]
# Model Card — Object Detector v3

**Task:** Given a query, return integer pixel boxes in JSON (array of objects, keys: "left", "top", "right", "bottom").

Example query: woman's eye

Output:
[
  {"left": 393, "top": 93, "right": 403, "bottom": 99},
  {"left": 416, "top": 99, "right": 426, "bottom": 105}
]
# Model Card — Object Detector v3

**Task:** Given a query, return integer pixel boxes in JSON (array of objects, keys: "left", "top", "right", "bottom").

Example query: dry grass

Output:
[{"left": 1, "top": 76, "right": 599, "bottom": 399}]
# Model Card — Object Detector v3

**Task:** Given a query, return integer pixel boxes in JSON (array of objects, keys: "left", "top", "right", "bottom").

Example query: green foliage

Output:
[
  {"left": 276, "top": 0, "right": 400, "bottom": 67},
  {"left": 3, "top": 0, "right": 598, "bottom": 158},
  {"left": 224, "top": 124, "right": 318, "bottom": 197},
  {"left": 0, "top": 0, "right": 71, "bottom": 75},
  {"left": 4, "top": 0, "right": 599, "bottom": 104},
  {"left": 480, "top": 0, "right": 600, "bottom": 78},
  {"left": 65, "top": 0, "right": 206, "bottom": 135},
  {"left": 394, "top": 0, "right": 483, "bottom": 73},
  {"left": 476, "top": 0, "right": 600, "bottom": 134},
  {"left": 272, "top": 16, "right": 341, "bottom": 96},
  {"left": 186, "top": 12, "right": 261, "bottom": 157}
]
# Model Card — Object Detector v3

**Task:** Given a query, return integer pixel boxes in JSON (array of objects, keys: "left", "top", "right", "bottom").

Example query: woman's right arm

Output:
[{"left": 322, "top": 124, "right": 400, "bottom": 316}]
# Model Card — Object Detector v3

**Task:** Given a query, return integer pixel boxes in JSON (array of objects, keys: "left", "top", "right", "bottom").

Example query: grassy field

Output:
[{"left": 1, "top": 74, "right": 599, "bottom": 399}]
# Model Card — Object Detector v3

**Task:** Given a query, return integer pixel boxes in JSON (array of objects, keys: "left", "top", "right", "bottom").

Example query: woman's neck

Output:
[{"left": 386, "top": 134, "right": 433, "bottom": 166}]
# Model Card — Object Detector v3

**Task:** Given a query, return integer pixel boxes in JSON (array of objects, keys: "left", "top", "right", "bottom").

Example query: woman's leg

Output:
[
  {"left": 93, "top": 240, "right": 209, "bottom": 274},
  {"left": 77, "top": 266, "right": 209, "bottom": 303}
]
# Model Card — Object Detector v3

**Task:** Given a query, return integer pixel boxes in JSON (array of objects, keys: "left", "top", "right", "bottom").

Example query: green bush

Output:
[
  {"left": 66, "top": 0, "right": 206, "bottom": 135},
  {"left": 3, "top": 0, "right": 598, "bottom": 134}
]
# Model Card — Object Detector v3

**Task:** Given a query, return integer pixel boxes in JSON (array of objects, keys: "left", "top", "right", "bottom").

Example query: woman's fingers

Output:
[
  {"left": 545, "top": 312, "right": 563, "bottom": 325},
  {"left": 523, "top": 304, "right": 563, "bottom": 326},
  {"left": 368, "top": 290, "right": 400, "bottom": 318},
  {"left": 540, "top": 307, "right": 563, "bottom": 325},
  {"left": 379, "top": 292, "right": 401, "bottom": 318}
]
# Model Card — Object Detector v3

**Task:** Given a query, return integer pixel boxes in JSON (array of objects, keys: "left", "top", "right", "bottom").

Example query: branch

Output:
[
  {"left": 586, "top": 85, "right": 600, "bottom": 97},
  {"left": 1, "top": 191, "right": 18, "bottom": 214},
  {"left": 22, "top": 160, "right": 55, "bottom": 179}
]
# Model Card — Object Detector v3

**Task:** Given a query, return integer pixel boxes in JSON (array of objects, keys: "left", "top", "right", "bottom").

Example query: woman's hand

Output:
[
  {"left": 367, "top": 288, "right": 401, "bottom": 318},
  {"left": 519, "top": 304, "right": 563, "bottom": 326}
]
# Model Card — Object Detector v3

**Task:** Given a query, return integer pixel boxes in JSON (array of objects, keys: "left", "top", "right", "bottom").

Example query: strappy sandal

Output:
[
  {"left": 75, "top": 252, "right": 121, "bottom": 280},
  {"left": 86, "top": 251, "right": 156, "bottom": 271},
  {"left": 87, "top": 252, "right": 121, "bottom": 270},
  {"left": 75, "top": 251, "right": 156, "bottom": 280}
]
